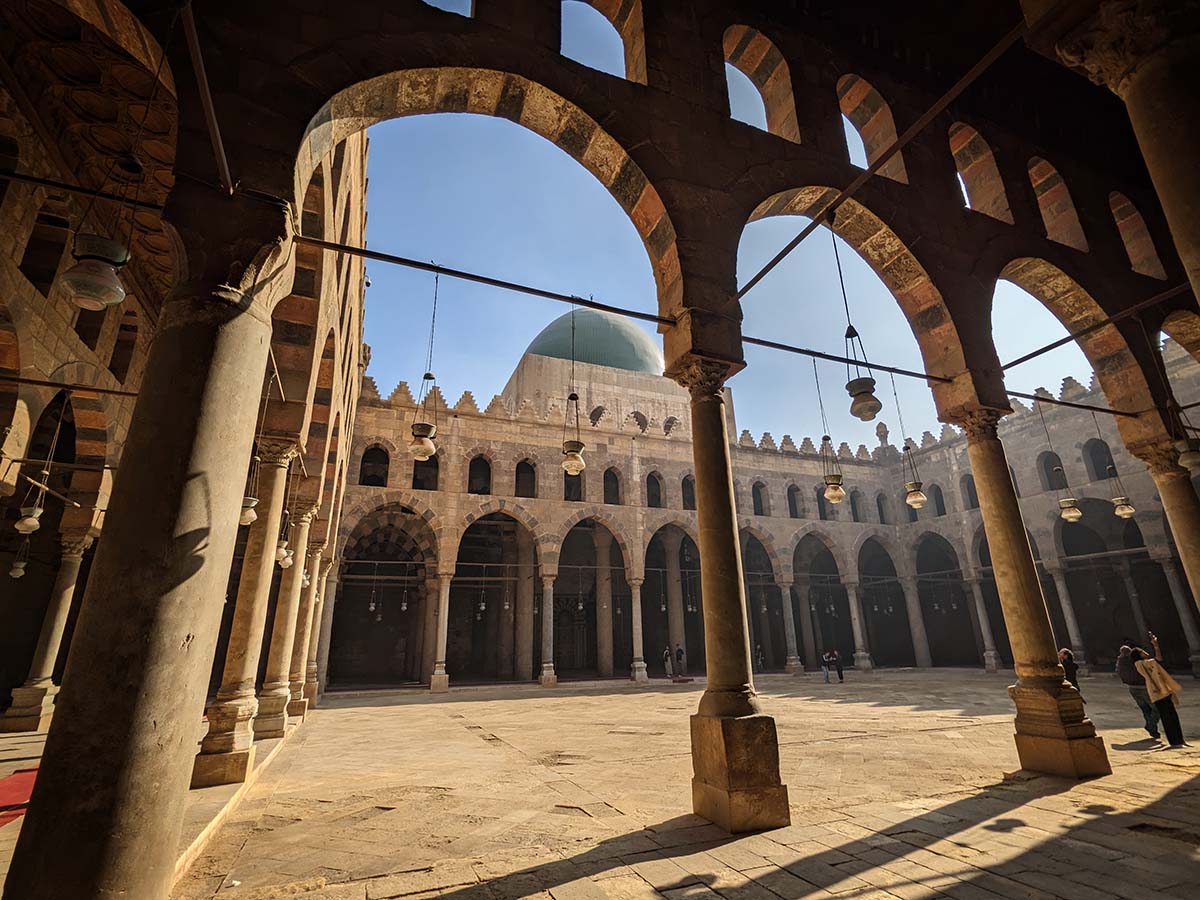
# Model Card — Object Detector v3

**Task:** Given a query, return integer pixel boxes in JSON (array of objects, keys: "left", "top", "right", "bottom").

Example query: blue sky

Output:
[{"left": 362, "top": 1, "right": 1092, "bottom": 449}]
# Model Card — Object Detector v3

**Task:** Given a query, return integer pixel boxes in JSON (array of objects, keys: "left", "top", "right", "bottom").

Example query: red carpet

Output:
[{"left": 0, "top": 767, "right": 37, "bottom": 828}]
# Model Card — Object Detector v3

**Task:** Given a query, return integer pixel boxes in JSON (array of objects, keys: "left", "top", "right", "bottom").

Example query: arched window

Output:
[
  {"left": 961, "top": 474, "right": 979, "bottom": 510},
  {"left": 816, "top": 485, "right": 829, "bottom": 521},
  {"left": 875, "top": 492, "right": 890, "bottom": 525},
  {"left": 73, "top": 307, "right": 107, "bottom": 351},
  {"left": 467, "top": 455, "right": 491, "bottom": 494},
  {"left": 1083, "top": 438, "right": 1116, "bottom": 482},
  {"left": 948, "top": 123, "right": 1013, "bottom": 223},
  {"left": 421, "top": 0, "right": 472, "bottom": 14},
  {"left": 604, "top": 467, "right": 622, "bottom": 505},
  {"left": 929, "top": 484, "right": 947, "bottom": 517},
  {"left": 1028, "top": 157, "right": 1088, "bottom": 251},
  {"left": 19, "top": 198, "right": 71, "bottom": 296},
  {"left": 560, "top": 1, "right": 646, "bottom": 83},
  {"left": 564, "top": 470, "right": 583, "bottom": 502},
  {"left": 515, "top": 460, "right": 537, "bottom": 498},
  {"left": 682, "top": 475, "right": 696, "bottom": 511},
  {"left": 722, "top": 26, "right": 800, "bottom": 143},
  {"left": 358, "top": 446, "right": 389, "bottom": 486},
  {"left": 412, "top": 455, "right": 438, "bottom": 491},
  {"left": 787, "top": 484, "right": 802, "bottom": 519},
  {"left": 1109, "top": 192, "right": 1166, "bottom": 279},
  {"left": 837, "top": 75, "right": 908, "bottom": 183},
  {"left": 107, "top": 309, "right": 137, "bottom": 383},
  {"left": 589, "top": 405, "right": 606, "bottom": 426},
  {"left": 646, "top": 472, "right": 663, "bottom": 508},
  {"left": 1039, "top": 451, "right": 1068, "bottom": 491},
  {"left": 849, "top": 489, "right": 864, "bottom": 523},
  {"left": 751, "top": 481, "right": 768, "bottom": 516}
]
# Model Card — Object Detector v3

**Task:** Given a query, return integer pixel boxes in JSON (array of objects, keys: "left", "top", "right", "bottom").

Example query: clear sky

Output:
[{"left": 362, "top": 1, "right": 1094, "bottom": 449}]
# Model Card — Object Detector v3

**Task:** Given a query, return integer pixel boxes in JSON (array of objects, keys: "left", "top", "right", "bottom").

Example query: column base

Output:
[
  {"left": 539, "top": 665, "right": 557, "bottom": 687},
  {"left": 201, "top": 693, "right": 257, "bottom": 754},
  {"left": 853, "top": 652, "right": 873, "bottom": 671},
  {"left": 430, "top": 673, "right": 450, "bottom": 693},
  {"left": 253, "top": 686, "right": 291, "bottom": 740},
  {"left": 1008, "top": 680, "right": 1111, "bottom": 779},
  {"left": 0, "top": 684, "right": 57, "bottom": 732},
  {"left": 690, "top": 713, "right": 790, "bottom": 833},
  {"left": 286, "top": 698, "right": 309, "bottom": 719},
  {"left": 631, "top": 660, "right": 649, "bottom": 683},
  {"left": 984, "top": 650, "right": 1002, "bottom": 673},
  {"left": 784, "top": 657, "right": 804, "bottom": 675},
  {"left": 191, "top": 746, "right": 256, "bottom": 788},
  {"left": 303, "top": 680, "right": 319, "bottom": 703}
]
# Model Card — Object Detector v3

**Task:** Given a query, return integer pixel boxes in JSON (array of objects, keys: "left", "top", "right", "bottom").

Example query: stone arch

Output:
[
  {"left": 722, "top": 25, "right": 801, "bottom": 143},
  {"left": 358, "top": 444, "right": 390, "bottom": 487},
  {"left": 1108, "top": 192, "right": 1166, "bottom": 280},
  {"left": 785, "top": 483, "right": 804, "bottom": 519},
  {"left": 18, "top": 196, "right": 71, "bottom": 297},
  {"left": 852, "top": 529, "right": 903, "bottom": 575},
  {"left": 338, "top": 490, "right": 445, "bottom": 560},
  {"left": 342, "top": 504, "right": 439, "bottom": 571},
  {"left": 751, "top": 479, "right": 770, "bottom": 516},
  {"left": 642, "top": 514, "right": 700, "bottom": 556},
  {"left": 296, "top": 68, "right": 681, "bottom": 317},
  {"left": 460, "top": 498, "right": 549, "bottom": 569},
  {"left": 602, "top": 465, "right": 624, "bottom": 505},
  {"left": 553, "top": 508, "right": 638, "bottom": 577},
  {"left": 750, "top": 188, "right": 969, "bottom": 414},
  {"left": 738, "top": 523, "right": 784, "bottom": 580},
  {"left": 645, "top": 470, "right": 665, "bottom": 508},
  {"left": 787, "top": 525, "right": 850, "bottom": 578},
  {"left": 948, "top": 122, "right": 1013, "bottom": 223},
  {"left": 1028, "top": 157, "right": 1088, "bottom": 251},
  {"left": 836, "top": 74, "right": 908, "bottom": 183},
  {"left": 106, "top": 308, "right": 138, "bottom": 384},
  {"left": 1161, "top": 309, "right": 1200, "bottom": 364},
  {"left": 570, "top": 1, "right": 647, "bottom": 85}
]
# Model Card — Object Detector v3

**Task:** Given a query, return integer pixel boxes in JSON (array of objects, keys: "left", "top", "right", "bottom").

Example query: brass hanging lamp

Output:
[
  {"left": 827, "top": 212, "right": 882, "bottom": 421},
  {"left": 561, "top": 308, "right": 586, "bottom": 475},
  {"left": 813, "top": 359, "right": 846, "bottom": 503},
  {"left": 409, "top": 272, "right": 441, "bottom": 460}
]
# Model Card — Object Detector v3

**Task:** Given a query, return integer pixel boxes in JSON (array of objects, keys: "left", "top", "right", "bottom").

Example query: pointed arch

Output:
[
  {"left": 107, "top": 309, "right": 138, "bottom": 384},
  {"left": 722, "top": 25, "right": 800, "bottom": 143},
  {"left": 554, "top": 509, "right": 638, "bottom": 577},
  {"left": 1028, "top": 157, "right": 1088, "bottom": 251},
  {"left": 1109, "top": 192, "right": 1166, "bottom": 279},
  {"left": 567, "top": 1, "right": 647, "bottom": 84},
  {"left": 948, "top": 122, "right": 1013, "bottom": 223},
  {"left": 738, "top": 524, "right": 783, "bottom": 580},
  {"left": 751, "top": 480, "right": 769, "bottom": 516},
  {"left": 18, "top": 196, "right": 71, "bottom": 297},
  {"left": 837, "top": 75, "right": 908, "bottom": 183},
  {"left": 645, "top": 470, "right": 664, "bottom": 508}
]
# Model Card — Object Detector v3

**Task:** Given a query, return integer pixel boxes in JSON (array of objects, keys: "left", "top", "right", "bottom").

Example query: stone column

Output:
[
  {"left": 1137, "top": 450, "right": 1200, "bottom": 622},
  {"left": 539, "top": 574, "right": 557, "bottom": 686},
  {"left": 497, "top": 568, "right": 515, "bottom": 680},
  {"left": 256, "top": 507, "right": 317, "bottom": 738},
  {"left": 594, "top": 529, "right": 615, "bottom": 676},
  {"left": 515, "top": 529, "right": 535, "bottom": 681},
  {"left": 304, "top": 558, "right": 335, "bottom": 704},
  {"left": 194, "top": 438, "right": 296, "bottom": 786},
  {"left": 672, "top": 358, "right": 788, "bottom": 832},
  {"left": 898, "top": 575, "right": 933, "bottom": 668},
  {"left": 662, "top": 528, "right": 687, "bottom": 658},
  {"left": 1060, "top": 2, "right": 1200, "bottom": 301},
  {"left": 629, "top": 577, "right": 649, "bottom": 682},
  {"left": 316, "top": 564, "right": 339, "bottom": 694},
  {"left": 843, "top": 581, "right": 873, "bottom": 671},
  {"left": 795, "top": 576, "right": 818, "bottom": 670},
  {"left": 1151, "top": 550, "right": 1200, "bottom": 676},
  {"left": 1, "top": 533, "right": 91, "bottom": 733},
  {"left": 420, "top": 576, "right": 438, "bottom": 684},
  {"left": 960, "top": 409, "right": 1109, "bottom": 778},
  {"left": 1045, "top": 562, "right": 1089, "bottom": 669},
  {"left": 777, "top": 579, "right": 803, "bottom": 674},
  {"left": 4, "top": 204, "right": 287, "bottom": 900},
  {"left": 287, "top": 543, "right": 324, "bottom": 719},
  {"left": 753, "top": 584, "right": 772, "bottom": 669},
  {"left": 431, "top": 573, "right": 452, "bottom": 692},
  {"left": 966, "top": 577, "right": 1002, "bottom": 673},
  {"left": 1118, "top": 561, "right": 1150, "bottom": 640}
]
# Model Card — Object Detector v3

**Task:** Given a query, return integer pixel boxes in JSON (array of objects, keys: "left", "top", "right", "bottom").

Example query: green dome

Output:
[{"left": 524, "top": 309, "right": 664, "bottom": 375}]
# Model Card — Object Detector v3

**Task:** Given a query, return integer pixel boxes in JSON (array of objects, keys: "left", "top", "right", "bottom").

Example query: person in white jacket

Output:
[{"left": 1133, "top": 633, "right": 1186, "bottom": 748}]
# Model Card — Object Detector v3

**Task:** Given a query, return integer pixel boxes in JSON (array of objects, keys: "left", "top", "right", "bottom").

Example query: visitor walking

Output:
[
  {"left": 1134, "top": 633, "right": 1186, "bottom": 748},
  {"left": 831, "top": 649, "right": 844, "bottom": 683},
  {"left": 1117, "top": 643, "right": 1160, "bottom": 739},
  {"left": 662, "top": 645, "right": 673, "bottom": 678},
  {"left": 821, "top": 650, "right": 832, "bottom": 684},
  {"left": 675, "top": 644, "right": 687, "bottom": 677},
  {"left": 755, "top": 643, "right": 765, "bottom": 673},
  {"left": 1059, "top": 648, "right": 1080, "bottom": 689}
]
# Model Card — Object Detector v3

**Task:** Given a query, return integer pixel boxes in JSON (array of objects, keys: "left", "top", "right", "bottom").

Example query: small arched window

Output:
[
  {"left": 1028, "top": 157, "right": 1088, "bottom": 251},
  {"left": 1039, "top": 451, "right": 1068, "bottom": 491},
  {"left": 1083, "top": 438, "right": 1116, "bottom": 482},
  {"left": 413, "top": 455, "right": 438, "bottom": 491},
  {"left": 589, "top": 405, "right": 606, "bottom": 426},
  {"left": 682, "top": 475, "right": 696, "bottom": 511},
  {"left": 1109, "top": 192, "right": 1166, "bottom": 279},
  {"left": 816, "top": 485, "right": 829, "bottom": 521},
  {"left": 722, "top": 26, "right": 801, "bottom": 143},
  {"left": 359, "top": 446, "right": 389, "bottom": 487},
  {"left": 849, "top": 490, "right": 864, "bottom": 523},
  {"left": 787, "top": 484, "right": 802, "bottom": 519},
  {"left": 751, "top": 481, "right": 768, "bottom": 517},
  {"left": 929, "top": 484, "right": 947, "bottom": 517},
  {"left": 837, "top": 74, "right": 908, "bottom": 183},
  {"left": 646, "top": 472, "right": 663, "bottom": 508},
  {"left": 560, "top": 0, "right": 647, "bottom": 84},
  {"left": 467, "top": 455, "right": 492, "bottom": 494},
  {"left": 74, "top": 307, "right": 107, "bottom": 351},
  {"left": 564, "top": 470, "right": 583, "bottom": 502},
  {"left": 948, "top": 123, "right": 1013, "bottom": 223},
  {"left": 107, "top": 309, "right": 138, "bottom": 383},
  {"left": 19, "top": 198, "right": 71, "bottom": 296},
  {"left": 906, "top": 495, "right": 918, "bottom": 523},
  {"left": 961, "top": 474, "right": 979, "bottom": 510},
  {"left": 876, "top": 492, "right": 890, "bottom": 525},
  {"left": 604, "top": 467, "right": 622, "bottom": 505},
  {"left": 515, "top": 460, "right": 537, "bottom": 498}
]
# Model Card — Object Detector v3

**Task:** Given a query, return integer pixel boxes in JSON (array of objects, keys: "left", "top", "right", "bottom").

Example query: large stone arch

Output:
[
  {"left": 737, "top": 523, "right": 783, "bottom": 580},
  {"left": 458, "top": 498, "right": 548, "bottom": 570},
  {"left": 643, "top": 514, "right": 700, "bottom": 558},
  {"left": 1161, "top": 309, "right": 1200, "bottom": 366},
  {"left": 786, "top": 525, "right": 850, "bottom": 579},
  {"left": 296, "top": 67, "right": 681, "bottom": 318},
  {"left": 554, "top": 508, "right": 638, "bottom": 578},
  {"left": 852, "top": 529, "right": 904, "bottom": 576},
  {"left": 338, "top": 491, "right": 445, "bottom": 561}
]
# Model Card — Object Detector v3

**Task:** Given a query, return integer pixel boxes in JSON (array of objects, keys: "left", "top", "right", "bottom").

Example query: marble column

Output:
[
  {"left": 4, "top": 214, "right": 285, "bottom": 900},
  {"left": 794, "top": 576, "right": 818, "bottom": 670},
  {"left": 304, "top": 558, "right": 335, "bottom": 704},
  {"left": 843, "top": 581, "right": 873, "bottom": 671},
  {"left": 777, "top": 579, "right": 803, "bottom": 674},
  {"left": 431, "top": 573, "right": 452, "bottom": 692},
  {"left": 497, "top": 567, "right": 515, "bottom": 680},
  {"left": 898, "top": 575, "right": 933, "bottom": 668},
  {"left": 1138, "top": 450, "right": 1200, "bottom": 623},
  {"left": 1045, "top": 563, "right": 1089, "bottom": 669},
  {"left": 420, "top": 576, "right": 438, "bottom": 684},
  {"left": 316, "top": 566, "right": 339, "bottom": 694},
  {"left": 1118, "top": 561, "right": 1150, "bottom": 641},
  {"left": 539, "top": 574, "right": 557, "bottom": 686},
  {"left": 960, "top": 409, "right": 1109, "bottom": 778},
  {"left": 663, "top": 528, "right": 687, "bottom": 659},
  {"left": 514, "top": 531, "right": 535, "bottom": 681},
  {"left": 629, "top": 577, "right": 648, "bottom": 681},
  {"left": 287, "top": 543, "right": 324, "bottom": 718},
  {"left": 966, "top": 577, "right": 1002, "bottom": 673},
  {"left": 194, "top": 439, "right": 296, "bottom": 786},
  {"left": 594, "top": 529, "right": 614, "bottom": 676},
  {"left": 256, "top": 507, "right": 317, "bottom": 738},
  {"left": 672, "top": 357, "right": 788, "bottom": 832},
  {"left": 1, "top": 533, "right": 91, "bottom": 733},
  {"left": 1152, "top": 551, "right": 1200, "bottom": 676}
]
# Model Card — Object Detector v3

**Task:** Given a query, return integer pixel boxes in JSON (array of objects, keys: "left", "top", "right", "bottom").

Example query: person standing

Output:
[
  {"left": 662, "top": 645, "right": 673, "bottom": 678},
  {"left": 755, "top": 643, "right": 765, "bottom": 673},
  {"left": 1117, "top": 642, "right": 1160, "bottom": 739},
  {"left": 1135, "top": 633, "right": 1187, "bottom": 748},
  {"left": 832, "top": 648, "right": 844, "bottom": 683},
  {"left": 675, "top": 643, "right": 686, "bottom": 677},
  {"left": 821, "top": 650, "right": 832, "bottom": 684},
  {"left": 1059, "top": 648, "right": 1080, "bottom": 689}
]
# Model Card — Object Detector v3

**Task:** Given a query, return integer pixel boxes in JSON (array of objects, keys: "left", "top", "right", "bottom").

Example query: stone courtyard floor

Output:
[{"left": 162, "top": 670, "right": 1200, "bottom": 900}]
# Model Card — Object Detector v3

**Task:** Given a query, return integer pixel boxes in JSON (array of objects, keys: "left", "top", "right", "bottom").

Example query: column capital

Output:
[
  {"left": 775, "top": 577, "right": 794, "bottom": 589},
  {"left": 541, "top": 573, "right": 557, "bottom": 586},
  {"left": 628, "top": 577, "right": 643, "bottom": 588},
  {"left": 257, "top": 438, "right": 299, "bottom": 466},
  {"left": 1128, "top": 438, "right": 1188, "bottom": 478},
  {"left": 293, "top": 504, "right": 320, "bottom": 526},
  {"left": 319, "top": 556, "right": 336, "bottom": 579},
  {"left": 60, "top": 532, "right": 93, "bottom": 559},
  {"left": 956, "top": 408, "right": 1005, "bottom": 443},
  {"left": 842, "top": 579, "right": 859, "bottom": 591},
  {"left": 1058, "top": 0, "right": 1200, "bottom": 97},
  {"left": 592, "top": 528, "right": 614, "bottom": 551},
  {"left": 670, "top": 357, "right": 732, "bottom": 400}
]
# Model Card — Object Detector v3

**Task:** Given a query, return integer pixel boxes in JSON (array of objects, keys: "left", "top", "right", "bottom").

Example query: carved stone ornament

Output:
[
  {"left": 257, "top": 437, "right": 299, "bottom": 467},
  {"left": 958, "top": 408, "right": 1005, "bottom": 443},
  {"left": 60, "top": 534, "right": 94, "bottom": 559},
  {"left": 1129, "top": 439, "right": 1188, "bottom": 476},
  {"left": 671, "top": 358, "right": 729, "bottom": 400}
]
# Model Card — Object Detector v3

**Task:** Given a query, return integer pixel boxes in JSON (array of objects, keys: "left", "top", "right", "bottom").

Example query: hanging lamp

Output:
[
  {"left": 1037, "top": 402, "right": 1081, "bottom": 522},
  {"left": 885, "top": 372, "right": 926, "bottom": 509},
  {"left": 827, "top": 217, "right": 882, "bottom": 421},
  {"left": 276, "top": 462, "right": 295, "bottom": 567},
  {"left": 562, "top": 308, "right": 586, "bottom": 474},
  {"left": 576, "top": 566, "right": 584, "bottom": 612},
  {"left": 14, "top": 400, "right": 68, "bottom": 535},
  {"left": 813, "top": 360, "right": 845, "bottom": 503},
  {"left": 241, "top": 368, "right": 281, "bottom": 527},
  {"left": 368, "top": 562, "right": 379, "bottom": 614},
  {"left": 1091, "top": 413, "right": 1136, "bottom": 519},
  {"left": 409, "top": 272, "right": 441, "bottom": 460},
  {"left": 9, "top": 538, "right": 30, "bottom": 579}
]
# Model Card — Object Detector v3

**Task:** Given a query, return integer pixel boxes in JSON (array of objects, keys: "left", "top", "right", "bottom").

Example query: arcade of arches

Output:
[{"left": 3, "top": 3, "right": 1200, "bottom": 898}]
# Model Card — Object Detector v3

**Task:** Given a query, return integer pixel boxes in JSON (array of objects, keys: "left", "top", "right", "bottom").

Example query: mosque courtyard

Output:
[{"left": 63, "top": 670, "right": 1186, "bottom": 900}]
